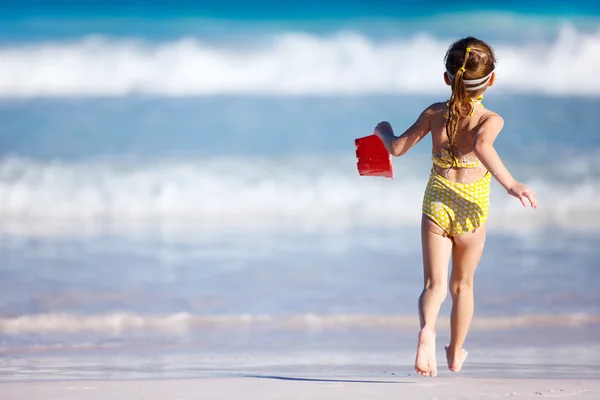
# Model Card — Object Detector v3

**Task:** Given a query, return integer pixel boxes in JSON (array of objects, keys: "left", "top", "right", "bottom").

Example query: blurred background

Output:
[{"left": 0, "top": 0, "right": 599, "bottom": 380}]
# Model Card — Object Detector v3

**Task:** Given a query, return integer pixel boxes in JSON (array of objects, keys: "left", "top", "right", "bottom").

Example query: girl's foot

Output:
[
  {"left": 445, "top": 345, "right": 468, "bottom": 372},
  {"left": 414, "top": 328, "right": 438, "bottom": 377}
]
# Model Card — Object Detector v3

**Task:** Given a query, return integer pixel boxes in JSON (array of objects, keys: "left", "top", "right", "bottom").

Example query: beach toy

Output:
[{"left": 355, "top": 134, "right": 393, "bottom": 179}]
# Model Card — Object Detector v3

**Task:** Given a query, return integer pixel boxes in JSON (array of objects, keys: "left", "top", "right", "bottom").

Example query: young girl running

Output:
[{"left": 374, "top": 37, "right": 538, "bottom": 377}]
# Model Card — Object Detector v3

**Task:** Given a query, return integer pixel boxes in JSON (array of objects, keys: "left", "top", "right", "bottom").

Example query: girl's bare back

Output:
[{"left": 428, "top": 101, "right": 498, "bottom": 184}]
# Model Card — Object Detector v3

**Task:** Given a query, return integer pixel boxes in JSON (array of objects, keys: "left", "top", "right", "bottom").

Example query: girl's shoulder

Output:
[
  {"left": 425, "top": 102, "right": 448, "bottom": 113},
  {"left": 479, "top": 109, "right": 504, "bottom": 126},
  {"left": 421, "top": 102, "right": 448, "bottom": 120}
]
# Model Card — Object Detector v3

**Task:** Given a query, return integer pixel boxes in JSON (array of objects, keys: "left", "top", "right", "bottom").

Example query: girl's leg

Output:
[
  {"left": 415, "top": 214, "right": 453, "bottom": 377},
  {"left": 446, "top": 223, "right": 487, "bottom": 372}
]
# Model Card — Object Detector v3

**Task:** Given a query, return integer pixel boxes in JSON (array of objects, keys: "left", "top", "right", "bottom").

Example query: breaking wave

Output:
[
  {"left": 0, "top": 155, "right": 598, "bottom": 235},
  {"left": 1, "top": 25, "right": 599, "bottom": 97}
]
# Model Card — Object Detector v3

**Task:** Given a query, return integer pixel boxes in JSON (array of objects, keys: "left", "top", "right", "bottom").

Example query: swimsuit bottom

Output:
[{"left": 422, "top": 168, "right": 492, "bottom": 236}]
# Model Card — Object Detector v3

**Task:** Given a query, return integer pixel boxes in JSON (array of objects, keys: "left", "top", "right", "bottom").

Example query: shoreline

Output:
[{"left": 2, "top": 342, "right": 599, "bottom": 382}]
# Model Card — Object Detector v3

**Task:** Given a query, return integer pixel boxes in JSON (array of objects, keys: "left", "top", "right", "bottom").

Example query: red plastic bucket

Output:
[{"left": 355, "top": 134, "right": 393, "bottom": 179}]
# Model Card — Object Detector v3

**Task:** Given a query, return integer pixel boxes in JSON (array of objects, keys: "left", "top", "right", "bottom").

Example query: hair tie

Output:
[{"left": 460, "top": 47, "right": 471, "bottom": 72}]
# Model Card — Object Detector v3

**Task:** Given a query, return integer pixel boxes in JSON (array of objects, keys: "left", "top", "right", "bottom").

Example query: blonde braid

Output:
[{"left": 445, "top": 47, "right": 472, "bottom": 165}]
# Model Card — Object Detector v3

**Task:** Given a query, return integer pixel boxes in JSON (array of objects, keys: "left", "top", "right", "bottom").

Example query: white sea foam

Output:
[
  {"left": 0, "top": 156, "right": 598, "bottom": 235},
  {"left": 1, "top": 312, "right": 598, "bottom": 335},
  {"left": 1, "top": 25, "right": 599, "bottom": 97}
]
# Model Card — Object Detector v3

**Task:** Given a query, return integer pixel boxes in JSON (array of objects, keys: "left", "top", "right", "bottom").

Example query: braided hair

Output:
[{"left": 444, "top": 37, "right": 496, "bottom": 164}]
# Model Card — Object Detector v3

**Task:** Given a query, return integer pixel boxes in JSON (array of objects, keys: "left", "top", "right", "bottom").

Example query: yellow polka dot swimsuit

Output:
[{"left": 422, "top": 148, "right": 491, "bottom": 236}]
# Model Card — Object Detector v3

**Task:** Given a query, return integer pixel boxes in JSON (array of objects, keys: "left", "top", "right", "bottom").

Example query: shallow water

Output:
[{"left": 1, "top": 225, "right": 599, "bottom": 380}]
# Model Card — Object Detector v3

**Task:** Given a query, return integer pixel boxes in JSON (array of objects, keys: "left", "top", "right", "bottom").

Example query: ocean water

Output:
[{"left": 1, "top": 1, "right": 600, "bottom": 381}]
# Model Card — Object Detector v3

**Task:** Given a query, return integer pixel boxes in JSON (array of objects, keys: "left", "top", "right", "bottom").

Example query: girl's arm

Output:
[
  {"left": 374, "top": 106, "right": 435, "bottom": 157},
  {"left": 473, "top": 114, "right": 538, "bottom": 208}
]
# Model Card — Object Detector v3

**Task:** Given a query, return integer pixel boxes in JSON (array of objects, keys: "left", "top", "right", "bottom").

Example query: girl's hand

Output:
[
  {"left": 374, "top": 121, "right": 394, "bottom": 138},
  {"left": 507, "top": 182, "right": 538, "bottom": 209}
]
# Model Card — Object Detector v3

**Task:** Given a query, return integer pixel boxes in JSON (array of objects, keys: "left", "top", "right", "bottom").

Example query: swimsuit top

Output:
[{"left": 432, "top": 148, "right": 482, "bottom": 169}]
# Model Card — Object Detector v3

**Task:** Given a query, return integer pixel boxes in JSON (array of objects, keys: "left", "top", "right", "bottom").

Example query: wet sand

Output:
[{"left": 2, "top": 375, "right": 599, "bottom": 400}]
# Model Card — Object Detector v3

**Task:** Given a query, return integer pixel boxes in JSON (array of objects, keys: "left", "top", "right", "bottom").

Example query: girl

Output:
[{"left": 374, "top": 37, "right": 537, "bottom": 377}]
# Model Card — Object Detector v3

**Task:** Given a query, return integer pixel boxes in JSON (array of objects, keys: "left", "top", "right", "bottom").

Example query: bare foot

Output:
[
  {"left": 414, "top": 328, "right": 437, "bottom": 377},
  {"left": 445, "top": 345, "right": 468, "bottom": 372}
]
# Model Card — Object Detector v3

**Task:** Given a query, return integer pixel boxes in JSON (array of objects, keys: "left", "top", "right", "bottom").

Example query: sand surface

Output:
[{"left": 2, "top": 376, "right": 599, "bottom": 400}]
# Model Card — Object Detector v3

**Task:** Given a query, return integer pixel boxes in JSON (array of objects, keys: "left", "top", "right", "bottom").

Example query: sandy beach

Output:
[
  {"left": 2, "top": 339, "right": 599, "bottom": 400},
  {"left": 2, "top": 318, "right": 599, "bottom": 399},
  {"left": 2, "top": 376, "right": 599, "bottom": 400}
]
